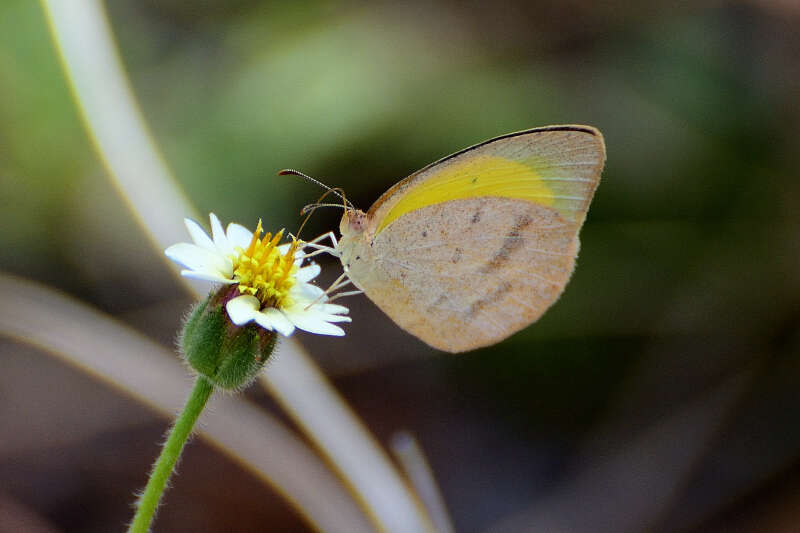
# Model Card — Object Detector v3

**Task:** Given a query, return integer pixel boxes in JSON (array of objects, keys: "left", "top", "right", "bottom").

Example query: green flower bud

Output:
[{"left": 179, "top": 287, "right": 277, "bottom": 391}]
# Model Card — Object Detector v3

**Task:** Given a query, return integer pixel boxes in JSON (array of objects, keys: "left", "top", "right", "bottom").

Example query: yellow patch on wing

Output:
[{"left": 376, "top": 155, "right": 555, "bottom": 234}]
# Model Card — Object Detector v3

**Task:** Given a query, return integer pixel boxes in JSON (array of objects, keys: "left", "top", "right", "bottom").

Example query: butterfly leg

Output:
[
  {"left": 303, "top": 271, "right": 363, "bottom": 310},
  {"left": 305, "top": 231, "right": 339, "bottom": 247},
  {"left": 297, "top": 231, "right": 340, "bottom": 259},
  {"left": 321, "top": 289, "right": 363, "bottom": 303}
]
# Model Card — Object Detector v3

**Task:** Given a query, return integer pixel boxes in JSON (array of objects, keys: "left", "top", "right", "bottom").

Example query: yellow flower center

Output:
[{"left": 232, "top": 220, "right": 300, "bottom": 309}]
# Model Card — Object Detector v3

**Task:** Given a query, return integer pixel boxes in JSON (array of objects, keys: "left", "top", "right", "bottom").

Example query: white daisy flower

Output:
[{"left": 165, "top": 213, "right": 350, "bottom": 336}]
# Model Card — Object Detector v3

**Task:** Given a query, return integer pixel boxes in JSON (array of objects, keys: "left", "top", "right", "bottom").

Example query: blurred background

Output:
[{"left": 2, "top": 0, "right": 800, "bottom": 531}]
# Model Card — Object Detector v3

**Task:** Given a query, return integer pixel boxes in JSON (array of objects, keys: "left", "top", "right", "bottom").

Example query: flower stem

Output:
[{"left": 128, "top": 376, "right": 214, "bottom": 533}]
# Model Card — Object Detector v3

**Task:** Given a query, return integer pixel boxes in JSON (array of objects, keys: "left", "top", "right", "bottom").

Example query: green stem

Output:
[{"left": 128, "top": 377, "right": 214, "bottom": 533}]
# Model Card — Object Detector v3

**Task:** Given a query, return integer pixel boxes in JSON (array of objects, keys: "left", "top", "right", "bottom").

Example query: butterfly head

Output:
[
  {"left": 339, "top": 208, "right": 367, "bottom": 237},
  {"left": 336, "top": 207, "right": 372, "bottom": 282}
]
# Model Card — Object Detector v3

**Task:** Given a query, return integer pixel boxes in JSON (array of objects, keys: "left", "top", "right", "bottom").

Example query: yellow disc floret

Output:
[{"left": 232, "top": 220, "right": 300, "bottom": 309}]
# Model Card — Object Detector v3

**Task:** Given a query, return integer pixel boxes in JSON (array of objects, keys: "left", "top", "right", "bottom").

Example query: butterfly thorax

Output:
[{"left": 337, "top": 208, "right": 377, "bottom": 292}]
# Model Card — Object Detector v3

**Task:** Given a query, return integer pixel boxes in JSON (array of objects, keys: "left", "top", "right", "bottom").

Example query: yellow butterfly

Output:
[{"left": 302, "top": 125, "right": 605, "bottom": 353}]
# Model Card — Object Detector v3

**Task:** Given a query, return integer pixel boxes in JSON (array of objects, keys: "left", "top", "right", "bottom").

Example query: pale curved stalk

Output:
[
  {"left": 0, "top": 273, "right": 373, "bottom": 533},
  {"left": 40, "top": 1, "right": 434, "bottom": 531},
  {"left": 391, "top": 431, "right": 455, "bottom": 533},
  {"left": 39, "top": 0, "right": 199, "bottom": 259},
  {"left": 261, "top": 356, "right": 436, "bottom": 533}
]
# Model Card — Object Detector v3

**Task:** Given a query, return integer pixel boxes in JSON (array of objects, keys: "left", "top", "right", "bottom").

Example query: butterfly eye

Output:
[{"left": 348, "top": 211, "right": 367, "bottom": 232}]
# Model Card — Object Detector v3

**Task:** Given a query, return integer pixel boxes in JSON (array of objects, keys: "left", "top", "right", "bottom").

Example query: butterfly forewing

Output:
[{"left": 369, "top": 126, "right": 605, "bottom": 235}]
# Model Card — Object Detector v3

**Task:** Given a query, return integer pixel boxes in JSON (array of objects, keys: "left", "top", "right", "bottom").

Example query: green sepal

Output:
[
  {"left": 180, "top": 289, "right": 277, "bottom": 391},
  {"left": 213, "top": 322, "right": 276, "bottom": 390},
  {"left": 181, "top": 298, "right": 225, "bottom": 379}
]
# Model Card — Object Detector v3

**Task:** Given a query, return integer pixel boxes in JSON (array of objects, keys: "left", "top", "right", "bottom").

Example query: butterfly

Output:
[{"left": 300, "top": 125, "right": 605, "bottom": 353}]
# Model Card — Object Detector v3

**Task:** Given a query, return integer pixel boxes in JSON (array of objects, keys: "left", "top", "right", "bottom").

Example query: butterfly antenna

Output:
[
  {"left": 278, "top": 169, "right": 354, "bottom": 209},
  {"left": 300, "top": 203, "right": 348, "bottom": 216},
  {"left": 296, "top": 187, "right": 352, "bottom": 238}
]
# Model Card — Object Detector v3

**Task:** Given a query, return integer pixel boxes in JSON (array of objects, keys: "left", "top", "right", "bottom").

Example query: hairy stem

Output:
[{"left": 128, "top": 377, "right": 213, "bottom": 533}]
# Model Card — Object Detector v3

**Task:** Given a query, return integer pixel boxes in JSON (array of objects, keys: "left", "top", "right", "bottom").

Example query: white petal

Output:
[
  {"left": 291, "top": 281, "right": 325, "bottom": 301},
  {"left": 285, "top": 301, "right": 351, "bottom": 323},
  {"left": 283, "top": 307, "right": 347, "bottom": 336},
  {"left": 226, "top": 295, "right": 260, "bottom": 325},
  {"left": 255, "top": 308, "right": 296, "bottom": 336},
  {"left": 165, "top": 243, "right": 231, "bottom": 276},
  {"left": 313, "top": 312, "right": 352, "bottom": 323},
  {"left": 290, "top": 297, "right": 350, "bottom": 317},
  {"left": 295, "top": 264, "right": 320, "bottom": 283},
  {"left": 226, "top": 222, "right": 253, "bottom": 249},
  {"left": 181, "top": 270, "right": 237, "bottom": 284},
  {"left": 164, "top": 242, "right": 201, "bottom": 268},
  {"left": 315, "top": 302, "right": 350, "bottom": 315},
  {"left": 209, "top": 213, "right": 233, "bottom": 256},
  {"left": 184, "top": 218, "right": 215, "bottom": 250}
]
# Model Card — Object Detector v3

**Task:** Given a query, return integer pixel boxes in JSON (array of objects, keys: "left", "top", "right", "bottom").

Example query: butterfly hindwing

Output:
[{"left": 366, "top": 197, "right": 579, "bottom": 352}]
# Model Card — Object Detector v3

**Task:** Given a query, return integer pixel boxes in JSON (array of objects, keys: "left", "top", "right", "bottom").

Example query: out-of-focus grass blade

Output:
[
  {"left": 40, "top": 1, "right": 434, "bottom": 531},
  {"left": 0, "top": 272, "right": 373, "bottom": 533}
]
